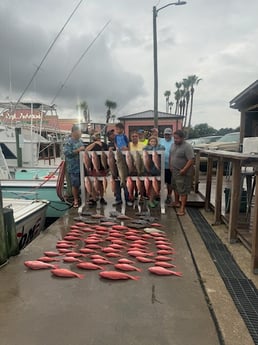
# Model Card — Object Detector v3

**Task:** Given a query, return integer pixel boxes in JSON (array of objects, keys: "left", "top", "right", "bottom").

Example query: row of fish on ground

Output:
[{"left": 24, "top": 214, "right": 182, "bottom": 281}]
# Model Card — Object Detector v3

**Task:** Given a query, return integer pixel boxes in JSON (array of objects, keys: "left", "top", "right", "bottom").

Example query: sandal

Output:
[
  {"left": 73, "top": 203, "right": 79, "bottom": 208},
  {"left": 176, "top": 211, "right": 185, "bottom": 216}
]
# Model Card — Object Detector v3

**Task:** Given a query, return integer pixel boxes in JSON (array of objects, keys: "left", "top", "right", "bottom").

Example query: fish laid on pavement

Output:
[
  {"left": 135, "top": 256, "right": 155, "bottom": 263},
  {"left": 118, "top": 258, "right": 135, "bottom": 264},
  {"left": 37, "top": 257, "right": 60, "bottom": 263},
  {"left": 114, "top": 263, "right": 141, "bottom": 272},
  {"left": 116, "top": 150, "right": 128, "bottom": 188},
  {"left": 99, "top": 271, "right": 139, "bottom": 281},
  {"left": 155, "top": 255, "right": 173, "bottom": 261},
  {"left": 155, "top": 261, "right": 176, "bottom": 268},
  {"left": 148, "top": 266, "right": 182, "bottom": 277},
  {"left": 116, "top": 214, "right": 131, "bottom": 220},
  {"left": 108, "top": 150, "right": 118, "bottom": 178},
  {"left": 106, "top": 252, "right": 122, "bottom": 258},
  {"left": 63, "top": 257, "right": 82, "bottom": 263},
  {"left": 77, "top": 262, "right": 104, "bottom": 270},
  {"left": 112, "top": 225, "right": 128, "bottom": 230},
  {"left": 92, "top": 258, "right": 113, "bottom": 265},
  {"left": 51, "top": 268, "right": 84, "bottom": 279},
  {"left": 24, "top": 261, "right": 59, "bottom": 270},
  {"left": 135, "top": 151, "right": 144, "bottom": 176},
  {"left": 44, "top": 251, "right": 61, "bottom": 257}
]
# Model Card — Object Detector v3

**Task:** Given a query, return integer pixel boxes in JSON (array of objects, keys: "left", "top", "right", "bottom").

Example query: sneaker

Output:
[
  {"left": 100, "top": 197, "right": 107, "bottom": 205},
  {"left": 126, "top": 201, "right": 133, "bottom": 207},
  {"left": 112, "top": 200, "right": 122, "bottom": 206},
  {"left": 165, "top": 196, "right": 172, "bottom": 204}
]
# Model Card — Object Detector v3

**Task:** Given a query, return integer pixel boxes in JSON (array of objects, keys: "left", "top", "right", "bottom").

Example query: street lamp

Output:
[{"left": 153, "top": 1, "right": 187, "bottom": 128}]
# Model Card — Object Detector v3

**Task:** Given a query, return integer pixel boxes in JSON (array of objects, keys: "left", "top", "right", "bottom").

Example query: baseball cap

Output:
[
  {"left": 164, "top": 128, "right": 172, "bottom": 135},
  {"left": 151, "top": 128, "right": 158, "bottom": 132},
  {"left": 107, "top": 129, "right": 115, "bottom": 137},
  {"left": 137, "top": 129, "right": 144, "bottom": 134}
]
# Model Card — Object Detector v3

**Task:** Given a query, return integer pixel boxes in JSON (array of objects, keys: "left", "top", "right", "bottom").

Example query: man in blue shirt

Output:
[
  {"left": 159, "top": 128, "right": 174, "bottom": 204},
  {"left": 63, "top": 125, "right": 85, "bottom": 208}
]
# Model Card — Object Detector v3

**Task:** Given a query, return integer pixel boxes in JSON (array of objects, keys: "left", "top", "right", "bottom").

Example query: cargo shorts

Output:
[{"left": 172, "top": 171, "right": 192, "bottom": 195}]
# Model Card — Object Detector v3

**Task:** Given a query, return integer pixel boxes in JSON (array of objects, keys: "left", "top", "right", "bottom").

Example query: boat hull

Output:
[{"left": 3, "top": 199, "right": 49, "bottom": 250}]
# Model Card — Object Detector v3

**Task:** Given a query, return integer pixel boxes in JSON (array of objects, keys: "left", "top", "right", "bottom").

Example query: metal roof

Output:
[
  {"left": 118, "top": 110, "right": 183, "bottom": 120},
  {"left": 229, "top": 80, "right": 258, "bottom": 110}
]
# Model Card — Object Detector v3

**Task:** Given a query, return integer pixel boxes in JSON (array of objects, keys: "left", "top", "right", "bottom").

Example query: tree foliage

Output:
[{"left": 188, "top": 123, "right": 240, "bottom": 139}]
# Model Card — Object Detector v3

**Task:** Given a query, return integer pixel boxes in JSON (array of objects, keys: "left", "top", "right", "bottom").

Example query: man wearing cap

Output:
[
  {"left": 160, "top": 128, "right": 174, "bottom": 204},
  {"left": 137, "top": 129, "right": 148, "bottom": 146}
]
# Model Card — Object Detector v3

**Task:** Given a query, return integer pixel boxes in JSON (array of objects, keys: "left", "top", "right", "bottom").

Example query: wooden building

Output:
[
  {"left": 230, "top": 80, "right": 258, "bottom": 146},
  {"left": 117, "top": 110, "right": 183, "bottom": 137}
]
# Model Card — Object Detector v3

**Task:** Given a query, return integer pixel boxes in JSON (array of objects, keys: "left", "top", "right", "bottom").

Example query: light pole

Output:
[{"left": 153, "top": 1, "right": 187, "bottom": 128}]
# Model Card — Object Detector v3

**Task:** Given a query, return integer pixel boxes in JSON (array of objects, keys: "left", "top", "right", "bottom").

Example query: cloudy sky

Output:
[{"left": 1, "top": 0, "right": 258, "bottom": 129}]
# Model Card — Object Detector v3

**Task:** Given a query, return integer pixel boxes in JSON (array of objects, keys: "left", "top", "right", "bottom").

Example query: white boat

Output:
[
  {"left": 0, "top": 147, "right": 70, "bottom": 219},
  {"left": 2, "top": 198, "right": 49, "bottom": 250}
]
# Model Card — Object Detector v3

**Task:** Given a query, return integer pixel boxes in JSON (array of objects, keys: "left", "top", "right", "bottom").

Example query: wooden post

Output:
[
  {"left": 214, "top": 157, "right": 224, "bottom": 225},
  {"left": 251, "top": 170, "right": 258, "bottom": 273},
  {"left": 194, "top": 150, "right": 200, "bottom": 193},
  {"left": 228, "top": 159, "right": 241, "bottom": 243},
  {"left": 205, "top": 156, "right": 213, "bottom": 211}
]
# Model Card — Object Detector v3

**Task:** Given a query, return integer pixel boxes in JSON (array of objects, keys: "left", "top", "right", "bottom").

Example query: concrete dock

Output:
[{"left": 0, "top": 202, "right": 255, "bottom": 345}]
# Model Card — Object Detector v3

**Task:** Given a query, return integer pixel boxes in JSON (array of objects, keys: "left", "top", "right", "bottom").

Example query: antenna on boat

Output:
[
  {"left": 50, "top": 19, "right": 111, "bottom": 105},
  {"left": 13, "top": 0, "right": 85, "bottom": 111}
]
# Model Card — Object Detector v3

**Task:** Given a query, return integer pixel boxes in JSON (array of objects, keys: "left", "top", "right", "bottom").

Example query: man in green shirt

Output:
[{"left": 169, "top": 130, "right": 194, "bottom": 216}]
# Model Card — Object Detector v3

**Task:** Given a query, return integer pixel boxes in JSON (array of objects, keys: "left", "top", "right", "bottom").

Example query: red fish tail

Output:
[
  {"left": 131, "top": 276, "right": 140, "bottom": 281},
  {"left": 77, "top": 274, "right": 85, "bottom": 279},
  {"left": 53, "top": 265, "right": 60, "bottom": 269}
]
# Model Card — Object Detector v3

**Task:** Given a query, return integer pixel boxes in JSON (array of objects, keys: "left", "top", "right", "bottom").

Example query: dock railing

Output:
[{"left": 194, "top": 148, "right": 258, "bottom": 273}]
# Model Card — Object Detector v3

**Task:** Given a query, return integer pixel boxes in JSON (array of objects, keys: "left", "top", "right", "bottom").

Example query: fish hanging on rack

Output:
[
  {"left": 125, "top": 151, "right": 135, "bottom": 175},
  {"left": 152, "top": 177, "right": 160, "bottom": 195},
  {"left": 152, "top": 151, "right": 160, "bottom": 171},
  {"left": 83, "top": 151, "right": 92, "bottom": 173},
  {"left": 135, "top": 151, "right": 144, "bottom": 176},
  {"left": 143, "top": 150, "right": 152, "bottom": 174},
  {"left": 126, "top": 176, "right": 134, "bottom": 200},
  {"left": 101, "top": 151, "right": 108, "bottom": 170},
  {"left": 108, "top": 150, "right": 118, "bottom": 178},
  {"left": 116, "top": 150, "right": 128, "bottom": 188},
  {"left": 91, "top": 151, "right": 100, "bottom": 174},
  {"left": 85, "top": 176, "right": 93, "bottom": 195}
]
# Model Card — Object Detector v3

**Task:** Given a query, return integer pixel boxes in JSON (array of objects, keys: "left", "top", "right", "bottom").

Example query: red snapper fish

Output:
[
  {"left": 63, "top": 257, "right": 82, "bottom": 263},
  {"left": 144, "top": 177, "right": 151, "bottom": 196},
  {"left": 106, "top": 253, "right": 122, "bottom": 258},
  {"left": 99, "top": 271, "right": 140, "bottom": 281},
  {"left": 126, "top": 176, "right": 134, "bottom": 200},
  {"left": 112, "top": 225, "right": 128, "bottom": 231},
  {"left": 148, "top": 266, "right": 182, "bottom": 276},
  {"left": 152, "top": 150, "right": 160, "bottom": 170},
  {"left": 143, "top": 150, "right": 152, "bottom": 173},
  {"left": 155, "top": 261, "right": 176, "bottom": 268},
  {"left": 65, "top": 252, "right": 86, "bottom": 257},
  {"left": 128, "top": 250, "right": 154, "bottom": 257},
  {"left": 136, "top": 256, "right": 155, "bottom": 263},
  {"left": 24, "top": 261, "right": 59, "bottom": 270},
  {"left": 83, "top": 150, "right": 92, "bottom": 173},
  {"left": 114, "top": 263, "right": 141, "bottom": 272},
  {"left": 37, "top": 256, "right": 60, "bottom": 263},
  {"left": 157, "top": 250, "right": 174, "bottom": 255},
  {"left": 118, "top": 258, "right": 135, "bottom": 264},
  {"left": 152, "top": 177, "right": 160, "bottom": 195},
  {"left": 155, "top": 255, "right": 173, "bottom": 261},
  {"left": 44, "top": 251, "right": 61, "bottom": 257},
  {"left": 79, "top": 248, "right": 96, "bottom": 254},
  {"left": 92, "top": 258, "right": 113, "bottom": 265},
  {"left": 51, "top": 268, "right": 84, "bottom": 279},
  {"left": 91, "top": 151, "right": 100, "bottom": 173},
  {"left": 77, "top": 262, "right": 104, "bottom": 270}
]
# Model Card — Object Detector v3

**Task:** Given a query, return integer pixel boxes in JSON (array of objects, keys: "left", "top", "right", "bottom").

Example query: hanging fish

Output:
[
  {"left": 85, "top": 176, "right": 93, "bottom": 195},
  {"left": 103, "top": 176, "right": 108, "bottom": 194},
  {"left": 152, "top": 151, "right": 160, "bottom": 171},
  {"left": 144, "top": 177, "right": 151, "bottom": 197},
  {"left": 135, "top": 151, "right": 144, "bottom": 176},
  {"left": 143, "top": 150, "right": 152, "bottom": 174},
  {"left": 152, "top": 177, "right": 160, "bottom": 195},
  {"left": 126, "top": 176, "right": 134, "bottom": 201},
  {"left": 101, "top": 151, "right": 108, "bottom": 170},
  {"left": 83, "top": 150, "right": 92, "bottom": 173},
  {"left": 125, "top": 151, "right": 135, "bottom": 174},
  {"left": 91, "top": 151, "right": 100, "bottom": 173},
  {"left": 108, "top": 150, "right": 118, "bottom": 178},
  {"left": 116, "top": 150, "right": 128, "bottom": 188}
]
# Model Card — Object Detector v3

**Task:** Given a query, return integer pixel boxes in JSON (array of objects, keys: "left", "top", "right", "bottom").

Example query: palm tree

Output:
[
  {"left": 174, "top": 89, "right": 181, "bottom": 115},
  {"left": 164, "top": 90, "right": 171, "bottom": 113},
  {"left": 105, "top": 100, "right": 117, "bottom": 124},
  {"left": 168, "top": 101, "right": 174, "bottom": 114},
  {"left": 174, "top": 82, "right": 182, "bottom": 115},
  {"left": 187, "top": 75, "right": 202, "bottom": 128},
  {"left": 182, "top": 78, "right": 191, "bottom": 127},
  {"left": 77, "top": 101, "right": 90, "bottom": 123}
]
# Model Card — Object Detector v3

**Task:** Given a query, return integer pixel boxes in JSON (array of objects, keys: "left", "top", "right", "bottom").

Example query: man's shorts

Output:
[
  {"left": 172, "top": 172, "right": 192, "bottom": 195},
  {"left": 165, "top": 169, "right": 172, "bottom": 185},
  {"left": 69, "top": 173, "right": 80, "bottom": 188}
]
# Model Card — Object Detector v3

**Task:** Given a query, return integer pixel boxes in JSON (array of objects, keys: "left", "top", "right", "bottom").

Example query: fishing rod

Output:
[
  {"left": 13, "top": 0, "right": 85, "bottom": 110},
  {"left": 51, "top": 19, "right": 111, "bottom": 105}
]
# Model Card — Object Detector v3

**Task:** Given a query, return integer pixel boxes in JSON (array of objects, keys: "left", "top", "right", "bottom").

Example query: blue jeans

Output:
[{"left": 115, "top": 180, "right": 129, "bottom": 202}]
